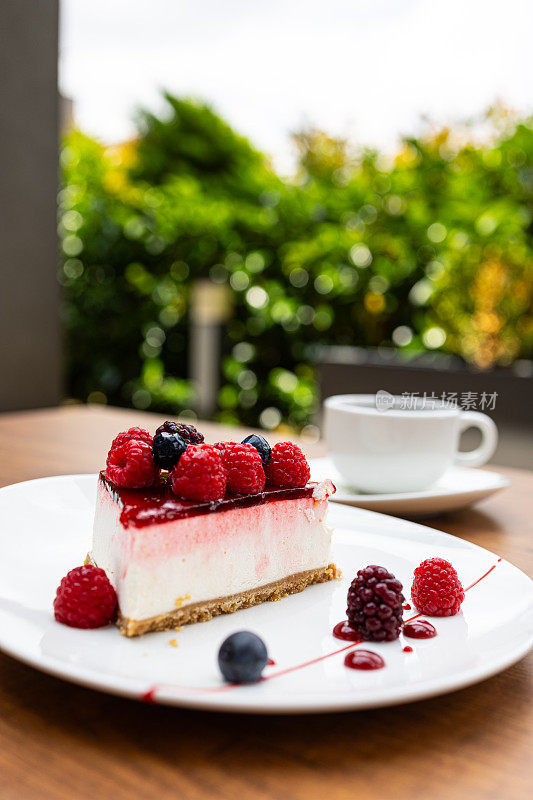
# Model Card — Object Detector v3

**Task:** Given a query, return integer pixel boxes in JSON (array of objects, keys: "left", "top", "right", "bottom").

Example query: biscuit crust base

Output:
[{"left": 85, "top": 555, "right": 339, "bottom": 637}]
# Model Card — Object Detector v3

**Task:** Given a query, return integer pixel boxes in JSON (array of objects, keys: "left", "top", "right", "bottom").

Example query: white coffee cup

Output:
[{"left": 324, "top": 393, "right": 498, "bottom": 493}]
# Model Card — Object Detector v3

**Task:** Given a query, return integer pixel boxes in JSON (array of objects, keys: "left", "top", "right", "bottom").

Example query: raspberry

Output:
[
  {"left": 155, "top": 421, "right": 204, "bottom": 444},
  {"left": 170, "top": 444, "right": 227, "bottom": 501},
  {"left": 212, "top": 441, "right": 230, "bottom": 451},
  {"left": 411, "top": 558, "right": 465, "bottom": 617},
  {"left": 265, "top": 442, "right": 310, "bottom": 488},
  {"left": 106, "top": 438, "right": 158, "bottom": 488},
  {"left": 110, "top": 426, "right": 152, "bottom": 451},
  {"left": 347, "top": 565, "right": 405, "bottom": 642},
  {"left": 221, "top": 443, "right": 266, "bottom": 494},
  {"left": 54, "top": 565, "right": 117, "bottom": 628}
]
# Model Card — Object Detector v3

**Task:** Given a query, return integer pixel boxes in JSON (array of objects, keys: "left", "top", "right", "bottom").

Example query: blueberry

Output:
[
  {"left": 242, "top": 434, "right": 271, "bottom": 468},
  {"left": 152, "top": 432, "right": 187, "bottom": 470},
  {"left": 218, "top": 631, "right": 268, "bottom": 683}
]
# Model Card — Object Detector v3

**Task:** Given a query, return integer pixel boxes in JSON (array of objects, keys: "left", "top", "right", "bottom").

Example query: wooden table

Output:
[{"left": 0, "top": 406, "right": 531, "bottom": 800}]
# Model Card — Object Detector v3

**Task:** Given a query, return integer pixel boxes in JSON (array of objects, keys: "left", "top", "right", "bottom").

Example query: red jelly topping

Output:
[
  {"left": 333, "top": 620, "right": 362, "bottom": 642},
  {"left": 403, "top": 645, "right": 413, "bottom": 653},
  {"left": 100, "top": 472, "right": 317, "bottom": 528},
  {"left": 344, "top": 650, "right": 385, "bottom": 670},
  {"left": 403, "top": 620, "right": 437, "bottom": 639}
]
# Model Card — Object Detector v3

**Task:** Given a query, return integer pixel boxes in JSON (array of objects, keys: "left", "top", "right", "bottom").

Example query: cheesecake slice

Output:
[{"left": 90, "top": 472, "right": 338, "bottom": 636}]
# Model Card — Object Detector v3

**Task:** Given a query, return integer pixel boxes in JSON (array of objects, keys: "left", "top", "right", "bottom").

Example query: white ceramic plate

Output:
[
  {"left": 311, "top": 457, "right": 510, "bottom": 517},
  {"left": 0, "top": 475, "right": 530, "bottom": 715}
]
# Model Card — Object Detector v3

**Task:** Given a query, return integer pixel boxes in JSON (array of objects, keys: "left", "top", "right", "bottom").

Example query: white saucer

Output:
[
  {"left": 310, "top": 458, "right": 510, "bottom": 517},
  {"left": 0, "top": 474, "right": 530, "bottom": 714}
]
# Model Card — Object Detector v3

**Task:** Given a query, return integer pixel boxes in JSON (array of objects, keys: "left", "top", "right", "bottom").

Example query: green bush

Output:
[{"left": 59, "top": 97, "right": 533, "bottom": 429}]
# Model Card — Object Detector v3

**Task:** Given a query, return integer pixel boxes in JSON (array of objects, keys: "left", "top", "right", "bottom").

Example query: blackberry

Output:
[
  {"left": 347, "top": 565, "right": 404, "bottom": 642},
  {"left": 242, "top": 434, "right": 271, "bottom": 468},
  {"left": 155, "top": 421, "right": 204, "bottom": 444},
  {"left": 152, "top": 432, "right": 187, "bottom": 470},
  {"left": 218, "top": 631, "right": 268, "bottom": 683}
]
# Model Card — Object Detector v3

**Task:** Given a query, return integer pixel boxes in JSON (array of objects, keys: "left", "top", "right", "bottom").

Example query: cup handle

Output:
[{"left": 454, "top": 411, "right": 498, "bottom": 467}]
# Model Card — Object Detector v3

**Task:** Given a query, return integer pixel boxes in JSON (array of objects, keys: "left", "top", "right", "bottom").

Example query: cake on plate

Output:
[{"left": 86, "top": 422, "right": 337, "bottom": 636}]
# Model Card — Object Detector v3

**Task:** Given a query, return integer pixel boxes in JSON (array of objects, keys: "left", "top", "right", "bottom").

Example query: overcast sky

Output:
[{"left": 60, "top": 0, "right": 533, "bottom": 172}]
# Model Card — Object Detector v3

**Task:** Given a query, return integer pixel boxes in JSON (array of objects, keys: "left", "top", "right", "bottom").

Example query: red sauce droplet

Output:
[
  {"left": 333, "top": 620, "right": 362, "bottom": 642},
  {"left": 141, "top": 688, "right": 157, "bottom": 703},
  {"left": 344, "top": 650, "right": 385, "bottom": 671},
  {"left": 267, "top": 658, "right": 276, "bottom": 666},
  {"left": 403, "top": 603, "right": 411, "bottom": 610},
  {"left": 403, "top": 620, "right": 437, "bottom": 639},
  {"left": 403, "top": 645, "right": 413, "bottom": 653}
]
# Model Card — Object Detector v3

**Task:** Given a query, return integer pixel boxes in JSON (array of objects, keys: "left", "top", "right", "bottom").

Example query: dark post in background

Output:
[{"left": 0, "top": 0, "right": 61, "bottom": 411}]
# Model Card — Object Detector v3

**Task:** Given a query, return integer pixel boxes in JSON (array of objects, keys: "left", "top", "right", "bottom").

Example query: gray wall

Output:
[{"left": 0, "top": 0, "right": 61, "bottom": 411}]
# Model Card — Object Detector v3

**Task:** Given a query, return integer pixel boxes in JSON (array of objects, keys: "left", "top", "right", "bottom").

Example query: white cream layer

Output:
[{"left": 91, "top": 480, "right": 334, "bottom": 621}]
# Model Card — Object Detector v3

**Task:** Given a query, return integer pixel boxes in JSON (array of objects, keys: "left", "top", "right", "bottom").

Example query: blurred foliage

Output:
[{"left": 59, "top": 96, "right": 533, "bottom": 428}]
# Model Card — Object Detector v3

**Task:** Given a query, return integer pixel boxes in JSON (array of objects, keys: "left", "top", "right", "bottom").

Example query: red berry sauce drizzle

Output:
[
  {"left": 140, "top": 559, "right": 501, "bottom": 702},
  {"left": 403, "top": 646, "right": 413, "bottom": 653},
  {"left": 403, "top": 620, "right": 437, "bottom": 639},
  {"left": 142, "top": 687, "right": 157, "bottom": 704},
  {"left": 332, "top": 620, "right": 362, "bottom": 642},
  {"left": 344, "top": 650, "right": 385, "bottom": 671}
]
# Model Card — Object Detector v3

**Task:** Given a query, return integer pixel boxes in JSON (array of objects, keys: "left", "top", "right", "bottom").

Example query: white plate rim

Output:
[{"left": 0, "top": 474, "right": 530, "bottom": 715}]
